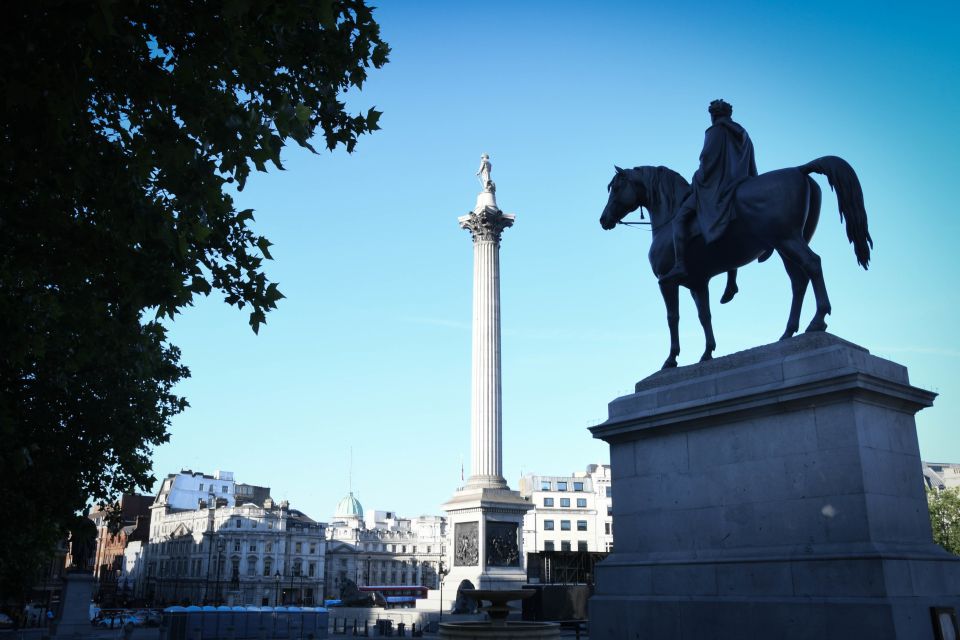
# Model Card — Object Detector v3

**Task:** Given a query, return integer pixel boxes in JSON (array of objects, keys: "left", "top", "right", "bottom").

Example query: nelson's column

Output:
[{"left": 443, "top": 155, "right": 532, "bottom": 593}]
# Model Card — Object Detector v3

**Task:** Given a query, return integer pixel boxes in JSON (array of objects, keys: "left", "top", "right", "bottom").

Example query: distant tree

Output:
[
  {"left": 0, "top": 0, "right": 388, "bottom": 596},
  {"left": 927, "top": 487, "right": 960, "bottom": 555}
]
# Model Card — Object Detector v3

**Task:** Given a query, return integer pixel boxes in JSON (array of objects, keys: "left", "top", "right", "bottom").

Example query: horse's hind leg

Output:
[
  {"left": 777, "top": 237, "right": 831, "bottom": 332},
  {"left": 659, "top": 281, "right": 680, "bottom": 368},
  {"left": 689, "top": 282, "right": 716, "bottom": 361},
  {"left": 778, "top": 252, "right": 809, "bottom": 340}
]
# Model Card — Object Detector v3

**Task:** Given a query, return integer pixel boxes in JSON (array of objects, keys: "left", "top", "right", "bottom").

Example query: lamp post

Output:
[
  {"left": 437, "top": 560, "right": 450, "bottom": 622},
  {"left": 274, "top": 570, "right": 281, "bottom": 606},
  {"left": 214, "top": 536, "right": 226, "bottom": 605}
]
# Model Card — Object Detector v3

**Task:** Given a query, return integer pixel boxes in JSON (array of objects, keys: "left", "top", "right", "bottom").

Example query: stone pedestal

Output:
[
  {"left": 443, "top": 487, "right": 531, "bottom": 593},
  {"left": 53, "top": 571, "right": 94, "bottom": 637},
  {"left": 589, "top": 333, "right": 960, "bottom": 640}
]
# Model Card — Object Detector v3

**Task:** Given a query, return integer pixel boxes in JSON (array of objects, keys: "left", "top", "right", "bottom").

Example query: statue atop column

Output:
[{"left": 476, "top": 153, "right": 495, "bottom": 193}]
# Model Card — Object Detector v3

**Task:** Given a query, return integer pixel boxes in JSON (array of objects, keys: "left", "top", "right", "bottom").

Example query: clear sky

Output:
[{"left": 154, "top": 1, "right": 960, "bottom": 523}]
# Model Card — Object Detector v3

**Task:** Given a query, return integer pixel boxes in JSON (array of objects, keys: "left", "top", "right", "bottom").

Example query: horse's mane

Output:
[
  {"left": 628, "top": 166, "right": 690, "bottom": 227},
  {"left": 634, "top": 165, "right": 690, "bottom": 202}
]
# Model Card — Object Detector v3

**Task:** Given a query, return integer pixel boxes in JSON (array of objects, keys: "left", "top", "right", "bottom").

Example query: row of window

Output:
[
  {"left": 198, "top": 483, "right": 230, "bottom": 493},
  {"left": 543, "top": 520, "right": 588, "bottom": 531},
  {"left": 544, "top": 541, "right": 588, "bottom": 552},
  {"left": 543, "top": 497, "right": 588, "bottom": 508},
  {"left": 540, "top": 480, "right": 586, "bottom": 492},
  {"left": 360, "top": 543, "right": 432, "bottom": 554}
]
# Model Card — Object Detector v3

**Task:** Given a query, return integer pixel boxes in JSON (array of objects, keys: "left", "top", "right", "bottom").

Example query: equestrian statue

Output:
[{"left": 600, "top": 100, "right": 873, "bottom": 369}]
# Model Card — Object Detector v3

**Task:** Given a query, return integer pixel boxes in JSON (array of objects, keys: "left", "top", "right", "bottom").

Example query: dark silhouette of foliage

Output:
[{"left": 0, "top": 0, "right": 388, "bottom": 596}]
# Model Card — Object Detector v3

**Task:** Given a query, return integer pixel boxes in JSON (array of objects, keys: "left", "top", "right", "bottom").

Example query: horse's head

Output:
[{"left": 600, "top": 166, "right": 646, "bottom": 230}]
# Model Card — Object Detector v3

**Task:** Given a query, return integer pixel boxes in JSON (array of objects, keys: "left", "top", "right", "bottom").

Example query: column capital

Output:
[{"left": 458, "top": 207, "right": 516, "bottom": 243}]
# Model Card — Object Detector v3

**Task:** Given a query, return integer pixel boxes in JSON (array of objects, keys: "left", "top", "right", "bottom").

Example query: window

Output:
[
  {"left": 577, "top": 541, "right": 588, "bottom": 552},
  {"left": 543, "top": 520, "right": 555, "bottom": 531},
  {"left": 541, "top": 481, "right": 551, "bottom": 491},
  {"left": 223, "top": 485, "right": 229, "bottom": 493},
  {"left": 402, "top": 545, "right": 407, "bottom": 553},
  {"left": 309, "top": 543, "right": 317, "bottom": 555},
  {"left": 308, "top": 562, "right": 316, "bottom": 577},
  {"left": 266, "top": 542, "right": 272, "bottom": 553},
  {"left": 247, "top": 557, "right": 257, "bottom": 576},
  {"left": 427, "top": 546, "right": 431, "bottom": 553},
  {"left": 560, "top": 498, "right": 570, "bottom": 508},
  {"left": 199, "top": 483, "right": 204, "bottom": 491},
  {"left": 607, "top": 506, "right": 613, "bottom": 516},
  {"left": 605, "top": 522, "right": 611, "bottom": 535},
  {"left": 264, "top": 558, "right": 273, "bottom": 576},
  {"left": 293, "top": 560, "right": 302, "bottom": 577},
  {"left": 574, "top": 482, "right": 584, "bottom": 492},
  {"left": 412, "top": 546, "right": 417, "bottom": 553},
  {"left": 236, "top": 519, "right": 241, "bottom": 528},
  {"left": 605, "top": 486, "right": 612, "bottom": 498},
  {"left": 577, "top": 520, "right": 588, "bottom": 531},
  {"left": 252, "top": 520, "right": 257, "bottom": 528},
  {"left": 249, "top": 543, "right": 257, "bottom": 552},
  {"left": 544, "top": 541, "right": 555, "bottom": 552},
  {"left": 231, "top": 558, "right": 240, "bottom": 577},
  {"left": 557, "top": 481, "right": 568, "bottom": 491},
  {"left": 561, "top": 520, "right": 571, "bottom": 531},
  {"left": 295, "top": 542, "right": 302, "bottom": 553},
  {"left": 560, "top": 541, "right": 571, "bottom": 552},
  {"left": 543, "top": 498, "right": 554, "bottom": 507},
  {"left": 233, "top": 541, "right": 241, "bottom": 552},
  {"left": 576, "top": 498, "right": 587, "bottom": 508}
]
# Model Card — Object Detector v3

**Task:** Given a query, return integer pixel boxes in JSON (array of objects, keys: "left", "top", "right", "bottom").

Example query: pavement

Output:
[{"left": 1, "top": 624, "right": 588, "bottom": 639}]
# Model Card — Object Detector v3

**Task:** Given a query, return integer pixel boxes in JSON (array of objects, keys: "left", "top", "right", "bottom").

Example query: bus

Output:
[{"left": 357, "top": 585, "right": 428, "bottom": 609}]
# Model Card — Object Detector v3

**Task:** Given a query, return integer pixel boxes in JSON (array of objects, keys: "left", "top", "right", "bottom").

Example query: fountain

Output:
[{"left": 438, "top": 589, "right": 560, "bottom": 639}]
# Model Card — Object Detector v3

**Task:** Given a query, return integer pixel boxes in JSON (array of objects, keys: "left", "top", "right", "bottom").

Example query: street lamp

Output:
[
  {"left": 214, "top": 536, "right": 226, "bottom": 605},
  {"left": 274, "top": 570, "right": 281, "bottom": 606},
  {"left": 437, "top": 560, "right": 450, "bottom": 622}
]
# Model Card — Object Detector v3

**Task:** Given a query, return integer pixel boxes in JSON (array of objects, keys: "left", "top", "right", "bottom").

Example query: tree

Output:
[
  {"left": 927, "top": 487, "right": 960, "bottom": 555},
  {"left": 0, "top": 0, "right": 388, "bottom": 596}
]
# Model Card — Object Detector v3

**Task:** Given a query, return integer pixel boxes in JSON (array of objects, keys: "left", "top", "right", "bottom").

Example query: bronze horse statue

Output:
[{"left": 600, "top": 157, "right": 872, "bottom": 369}]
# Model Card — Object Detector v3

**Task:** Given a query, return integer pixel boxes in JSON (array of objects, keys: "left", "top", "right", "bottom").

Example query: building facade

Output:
[
  {"left": 89, "top": 494, "right": 153, "bottom": 605},
  {"left": 143, "top": 469, "right": 326, "bottom": 606},
  {"left": 324, "top": 493, "right": 447, "bottom": 600},
  {"left": 519, "top": 464, "right": 613, "bottom": 554},
  {"left": 923, "top": 461, "right": 960, "bottom": 491}
]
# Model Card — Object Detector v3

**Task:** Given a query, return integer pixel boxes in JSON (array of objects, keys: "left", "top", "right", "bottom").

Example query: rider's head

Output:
[{"left": 709, "top": 99, "right": 733, "bottom": 123}]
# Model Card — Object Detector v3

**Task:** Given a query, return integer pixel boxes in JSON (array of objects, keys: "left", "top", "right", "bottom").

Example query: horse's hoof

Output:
[
  {"left": 720, "top": 284, "right": 738, "bottom": 304},
  {"left": 662, "top": 359, "right": 678, "bottom": 369},
  {"left": 804, "top": 321, "right": 827, "bottom": 333},
  {"left": 699, "top": 353, "right": 713, "bottom": 363},
  {"left": 779, "top": 332, "right": 794, "bottom": 341}
]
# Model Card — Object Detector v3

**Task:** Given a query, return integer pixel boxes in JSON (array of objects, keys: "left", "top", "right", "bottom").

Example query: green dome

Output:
[{"left": 335, "top": 492, "right": 363, "bottom": 519}]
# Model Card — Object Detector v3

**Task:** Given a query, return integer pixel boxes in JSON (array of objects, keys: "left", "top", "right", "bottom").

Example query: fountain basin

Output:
[{"left": 439, "top": 590, "right": 560, "bottom": 639}]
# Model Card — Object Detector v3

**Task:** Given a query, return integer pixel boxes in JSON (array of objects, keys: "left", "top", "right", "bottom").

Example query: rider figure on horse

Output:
[{"left": 659, "top": 99, "right": 758, "bottom": 287}]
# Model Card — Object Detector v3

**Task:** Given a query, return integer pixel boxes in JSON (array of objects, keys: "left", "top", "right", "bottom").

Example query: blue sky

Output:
[{"left": 155, "top": 1, "right": 960, "bottom": 521}]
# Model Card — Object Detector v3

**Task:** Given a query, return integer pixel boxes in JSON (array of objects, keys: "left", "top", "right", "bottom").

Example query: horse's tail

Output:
[{"left": 799, "top": 156, "right": 873, "bottom": 269}]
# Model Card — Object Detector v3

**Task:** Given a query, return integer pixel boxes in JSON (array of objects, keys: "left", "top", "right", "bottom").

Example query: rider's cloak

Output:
[{"left": 691, "top": 116, "right": 757, "bottom": 243}]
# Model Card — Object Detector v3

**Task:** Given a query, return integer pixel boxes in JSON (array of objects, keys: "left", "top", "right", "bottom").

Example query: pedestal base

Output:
[
  {"left": 53, "top": 571, "right": 94, "bottom": 637},
  {"left": 589, "top": 333, "right": 960, "bottom": 640},
  {"left": 443, "top": 486, "right": 532, "bottom": 593}
]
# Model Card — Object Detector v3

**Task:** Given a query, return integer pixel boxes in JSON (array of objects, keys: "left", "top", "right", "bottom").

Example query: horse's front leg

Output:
[
  {"left": 659, "top": 281, "right": 680, "bottom": 368},
  {"left": 689, "top": 281, "right": 716, "bottom": 362}
]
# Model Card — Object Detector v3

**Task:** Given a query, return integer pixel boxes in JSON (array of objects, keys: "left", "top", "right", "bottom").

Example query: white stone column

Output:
[{"left": 458, "top": 205, "right": 515, "bottom": 490}]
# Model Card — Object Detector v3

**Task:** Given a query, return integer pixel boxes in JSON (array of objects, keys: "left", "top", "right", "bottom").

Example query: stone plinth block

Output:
[{"left": 589, "top": 333, "right": 960, "bottom": 640}]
